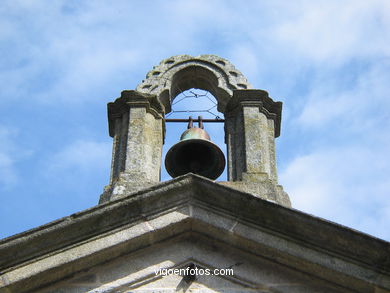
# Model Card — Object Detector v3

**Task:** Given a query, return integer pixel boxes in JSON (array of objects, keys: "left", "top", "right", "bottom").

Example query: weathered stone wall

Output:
[
  {"left": 39, "top": 236, "right": 351, "bottom": 293},
  {"left": 99, "top": 90, "right": 165, "bottom": 203},
  {"left": 1, "top": 174, "right": 388, "bottom": 293},
  {"left": 222, "top": 89, "right": 290, "bottom": 206}
]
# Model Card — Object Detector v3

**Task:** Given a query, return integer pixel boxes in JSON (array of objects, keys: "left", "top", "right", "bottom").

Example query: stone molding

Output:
[
  {"left": 107, "top": 90, "right": 164, "bottom": 138},
  {"left": 136, "top": 54, "right": 252, "bottom": 113},
  {"left": 226, "top": 89, "right": 282, "bottom": 137},
  {"left": 1, "top": 174, "right": 389, "bottom": 292}
]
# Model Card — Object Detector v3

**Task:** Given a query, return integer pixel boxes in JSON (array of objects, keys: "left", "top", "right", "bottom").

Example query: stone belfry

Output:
[
  {"left": 1, "top": 55, "right": 388, "bottom": 293},
  {"left": 100, "top": 54, "right": 290, "bottom": 207}
]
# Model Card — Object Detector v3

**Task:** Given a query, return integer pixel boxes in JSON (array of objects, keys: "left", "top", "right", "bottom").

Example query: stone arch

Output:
[
  {"left": 103, "top": 54, "right": 289, "bottom": 206},
  {"left": 136, "top": 54, "right": 252, "bottom": 113}
]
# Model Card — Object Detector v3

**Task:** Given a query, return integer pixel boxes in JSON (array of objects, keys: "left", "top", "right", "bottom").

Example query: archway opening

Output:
[{"left": 161, "top": 88, "right": 227, "bottom": 181}]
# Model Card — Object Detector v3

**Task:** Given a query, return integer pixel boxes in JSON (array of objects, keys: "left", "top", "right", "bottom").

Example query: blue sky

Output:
[{"left": 1, "top": 0, "right": 390, "bottom": 241}]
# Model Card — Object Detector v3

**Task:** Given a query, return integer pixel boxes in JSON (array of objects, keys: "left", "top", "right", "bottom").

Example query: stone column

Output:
[
  {"left": 99, "top": 91, "right": 165, "bottom": 203},
  {"left": 222, "top": 90, "right": 291, "bottom": 207}
]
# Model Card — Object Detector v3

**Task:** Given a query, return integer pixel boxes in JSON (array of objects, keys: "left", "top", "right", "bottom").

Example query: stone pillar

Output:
[
  {"left": 99, "top": 90, "right": 165, "bottom": 203},
  {"left": 221, "top": 90, "right": 291, "bottom": 207}
]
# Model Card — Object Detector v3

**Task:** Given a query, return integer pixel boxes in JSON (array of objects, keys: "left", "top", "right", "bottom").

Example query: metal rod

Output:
[{"left": 165, "top": 118, "right": 225, "bottom": 123}]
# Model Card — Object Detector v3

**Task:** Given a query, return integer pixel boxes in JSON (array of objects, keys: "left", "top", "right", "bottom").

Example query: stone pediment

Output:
[
  {"left": 39, "top": 238, "right": 351, "bottom": 293},
  {"left": 0, "top": 174, "right": 389, "bottom": 292}
]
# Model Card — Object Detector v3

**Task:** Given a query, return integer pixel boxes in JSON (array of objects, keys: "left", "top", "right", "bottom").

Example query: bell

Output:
[{"left": 165, "top": 117, "right": 226, "bottom": 180}]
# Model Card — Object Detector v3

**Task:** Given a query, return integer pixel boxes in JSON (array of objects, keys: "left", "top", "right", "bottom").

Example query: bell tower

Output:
[
  {"left": 3, "top": 54, "right": 389, "bottom": 293},
  {"left": 99, "top": 55, "right": 290, "bottom": 207}
]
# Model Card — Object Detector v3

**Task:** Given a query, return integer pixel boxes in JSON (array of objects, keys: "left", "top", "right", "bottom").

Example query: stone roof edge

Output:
[
  {"left": 0, "top": 174, "right": 187, "bottom": 244},
  {"left": 0, "top": 174, "right": 389, "bottom": 274},
  {"left": 194, "top": 176, "right": 390, "bottom": 272},
  {"left": 0, "top": 175, "right": 194, "bottom": 271}
]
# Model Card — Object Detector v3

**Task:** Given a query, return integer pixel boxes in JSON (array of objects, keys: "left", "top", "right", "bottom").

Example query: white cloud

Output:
[
  {"left": 282, "top": 58, "right": 390, "bottom": 242},
  {"left": 273, "top": 0, "right": 390, "bottom": 64},
  {"left": 47, "top": 140, "right": 111, "bottom": 173},
  {"left": 1, "top": 0, "right": 390, "bottom": 242},
  {"left": 280, "top": 145, "right": 390, "bottom": 240},
  {"left": 228, "top": 45, "right": 260, "bottom": 83},
  {"left": 0, "top": 126, "right": 32, "bottom": 189},
  {"left": 297, "top": 60, "right": 390, "bottom": 129},
  {"left": 0, "top": 152, "right": 17, "bottom": 188},
  {"left": 41, "top": 139, "right": 111, "bottom": 200},
  {"left": 0, "top": 1, "right": 146, "bottom": 104}
]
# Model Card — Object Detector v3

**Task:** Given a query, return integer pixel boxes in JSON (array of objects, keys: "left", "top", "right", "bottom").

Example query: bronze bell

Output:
[{"left": 165, "top": 117, "right": 225, "bottom": 180}]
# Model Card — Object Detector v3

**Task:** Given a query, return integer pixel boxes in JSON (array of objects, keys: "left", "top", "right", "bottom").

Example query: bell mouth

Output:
[{"left": 165, "top": 138, "right": 225, "bottom": 180}]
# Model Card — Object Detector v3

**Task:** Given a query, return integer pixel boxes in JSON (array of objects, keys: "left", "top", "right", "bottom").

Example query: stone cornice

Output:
[
  {"left": 107, "top": 90, "right": 164, "bottom": 137},
  {"left": 0, "top": 174, "right": 388, "bottom": 279},
  {"left": 225, "top": 90, "right": 282, "bottom": 137}
]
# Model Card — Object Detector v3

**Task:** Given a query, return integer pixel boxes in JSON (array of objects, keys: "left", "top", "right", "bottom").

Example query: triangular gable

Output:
[
  {"left": 38, "top": 235, "right": 349, "bottom": 293},
  {"left": 0, "top": 174, "right": 389, "bottom": 292}
]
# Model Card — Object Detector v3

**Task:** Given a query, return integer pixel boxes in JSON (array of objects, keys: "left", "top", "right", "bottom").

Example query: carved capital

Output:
[
  {"left": 225, "top": 90, "right": 282, "bottom": 137},
  {"left": 107, "top": 90, "right": 164, "bottom": 137}
]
